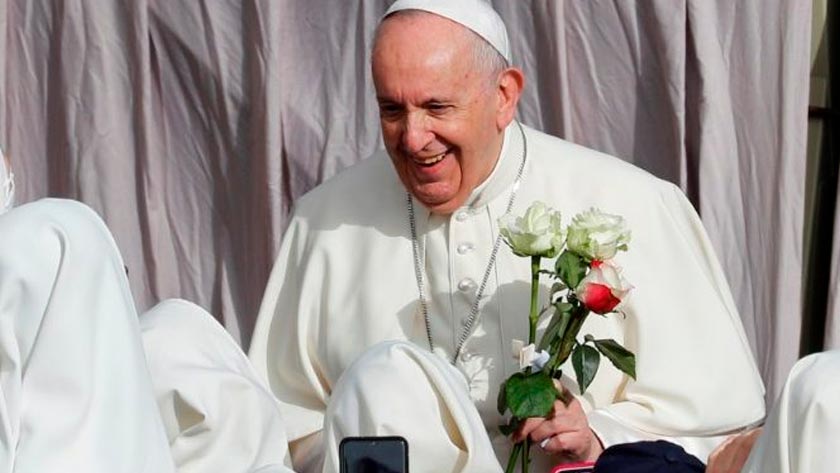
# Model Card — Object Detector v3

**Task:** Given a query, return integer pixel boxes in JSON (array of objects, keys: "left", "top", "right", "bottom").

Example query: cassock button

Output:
[
  {"left": 458, "top": 278, "right": 476, "bottom": 292},
  {"left": 455, "top": 210, "right": 470, "bottom": 222},
  {"left": 457, "top": 242, "right": 474, "bottom": 255}
]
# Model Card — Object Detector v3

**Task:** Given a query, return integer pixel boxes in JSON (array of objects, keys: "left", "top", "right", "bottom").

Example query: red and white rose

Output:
[{"left": 576, "top": 260, "right": 632, "bottom": 314}]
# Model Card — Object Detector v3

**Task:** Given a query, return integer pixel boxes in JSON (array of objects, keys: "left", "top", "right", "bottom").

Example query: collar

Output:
[{"left": 465, "top": 122, "right": 521, "bottom": 210}]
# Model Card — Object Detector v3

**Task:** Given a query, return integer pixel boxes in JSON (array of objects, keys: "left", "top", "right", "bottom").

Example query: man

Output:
[{"left": 249, "top": 1, "right": 765, "bottom": 471}]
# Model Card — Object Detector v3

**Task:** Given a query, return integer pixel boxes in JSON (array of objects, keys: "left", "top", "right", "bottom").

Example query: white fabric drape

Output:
[
  {"left": 743, "top": 350, "right": 840, "bottom": 473},
  {"left": 323, "top": 341, "right": 503, "bottom": 473},
  {"left": 0, "top": 199, "right": 176, "bottom": 473},
  {"left": 0, "top": 198, "right": 294, "bottom": 472},
  {"left": 140, "top": 299, "right": 294, "bottom": 472},
  {"left": 0, "top": 1, "right": 811, "bottom": 398}
]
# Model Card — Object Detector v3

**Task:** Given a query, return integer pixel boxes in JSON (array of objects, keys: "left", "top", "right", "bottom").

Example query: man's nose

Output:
[{"left": 401, "top": 112, "right": 433, "bottom": 154}]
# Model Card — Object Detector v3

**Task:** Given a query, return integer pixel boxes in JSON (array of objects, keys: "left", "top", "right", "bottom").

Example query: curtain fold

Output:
[{"left": 1, "top": 0, "right": 811, "bottom": 399}]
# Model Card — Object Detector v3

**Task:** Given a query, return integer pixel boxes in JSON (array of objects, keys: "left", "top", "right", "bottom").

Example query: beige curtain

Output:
[{"left": 1, "top": 0, "right": 811, "bottom": 399}]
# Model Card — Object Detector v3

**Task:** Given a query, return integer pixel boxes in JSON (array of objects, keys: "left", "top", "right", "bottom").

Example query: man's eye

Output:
[
  {"left": 426, "top": 104, "right": 453, "bottom": 116},
  {"left": 379, "top": 105, "right": 403, "bottom": 118}
]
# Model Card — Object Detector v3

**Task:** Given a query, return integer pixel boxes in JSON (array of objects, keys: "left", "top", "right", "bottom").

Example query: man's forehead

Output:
[{"left": 382, "top": 0, "right": 511, "bottom": 64}]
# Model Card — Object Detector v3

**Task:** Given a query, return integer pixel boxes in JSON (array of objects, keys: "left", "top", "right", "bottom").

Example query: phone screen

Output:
[{"left": 339, "top": 436, "right": 409, "bottom": 473}]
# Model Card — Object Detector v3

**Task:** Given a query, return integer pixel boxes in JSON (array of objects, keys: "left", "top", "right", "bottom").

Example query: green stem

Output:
[
  {"left": 521, "top": 438, "right": 530, "bottom": 473},
  {"left": 528, "top": 256, "right": 541, "bottom": 344},
  {"left": 504, "top": 442, "right": 522, "bottom": 473}
]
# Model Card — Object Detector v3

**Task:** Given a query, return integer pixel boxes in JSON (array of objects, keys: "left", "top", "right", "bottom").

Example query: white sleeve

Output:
[{"left": 585, "top": 183, "right": 765, "bottom": 461}]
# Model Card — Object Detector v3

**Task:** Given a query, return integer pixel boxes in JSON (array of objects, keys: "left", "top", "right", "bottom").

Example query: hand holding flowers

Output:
[{"left": 497, "top": 202, "right": 636, "bottom": 473}]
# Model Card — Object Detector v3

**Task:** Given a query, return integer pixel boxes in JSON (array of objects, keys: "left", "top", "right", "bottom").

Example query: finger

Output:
[
  {"left": 537, "top": 433, "right": 563, "bottom": 454},
  {"left": 552, "top": 379, "right": 575, "bottom": 405},
  {"left": 548, "top": 398, "right": 579, "bottom": 423},
  {"left": 528, "top": 419, "right": 559, "bottom": 444},
  {"left": 538, "top": 431, "right": 587, "bottom": 461},
  {"left": 511, "top": 417, "right": 544, "bottom": 443},
  {"left": 528, "top": 404, "right": 575, "bottom": 443},
  {"left": 730, "top": 444, "right": 752, "bottom": 473},
  {"left": 729, "top": 429, "right": 762, "bottom": 472},
  {"left": 707, "top": 436, "right": 736, "bottom": 473}
]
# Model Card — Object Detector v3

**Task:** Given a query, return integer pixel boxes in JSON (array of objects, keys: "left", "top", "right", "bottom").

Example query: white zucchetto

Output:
[
  {"left": 0, "top": 147, "right": 15, "bottom": 214},
  {"left": 384, "top": 0, "right": 511, "bottom": 64}
]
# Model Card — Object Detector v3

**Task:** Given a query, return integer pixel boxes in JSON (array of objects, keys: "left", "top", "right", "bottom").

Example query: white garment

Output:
[
  {"left": 0, "top": 199, "right": 294, "bottom": 473},
  {"left": 250, "top": 124, "right": 766, "bottom": 472},
  {"left": 0, "top": 148, "right": 14, "bottom": 214},
  {"left": 0, "top": 199, "right": 175, "bottom": 473},
  {"left": 140, "top": 299, "right": 294, "bottom": 473},
  {"left": 324, "top": 341, "right": 502, "bottom": 473},
  {"left": 743, "top": 350, "right": 840, "bottom": 473}
]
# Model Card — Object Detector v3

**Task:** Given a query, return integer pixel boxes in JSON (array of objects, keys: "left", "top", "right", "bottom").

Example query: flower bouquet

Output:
[{"left": 496, "top": 202, "right": 636, "bottom": 472}]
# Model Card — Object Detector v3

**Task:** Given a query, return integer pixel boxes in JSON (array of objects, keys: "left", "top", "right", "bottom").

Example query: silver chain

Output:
[{"left": 408, "top": 121, "right": 528, "bottom": 364}]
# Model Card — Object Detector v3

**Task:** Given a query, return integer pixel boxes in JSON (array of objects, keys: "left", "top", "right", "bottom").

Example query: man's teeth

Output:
[{"left": 415, "top": 152, "right": 446, "bottom": 165}]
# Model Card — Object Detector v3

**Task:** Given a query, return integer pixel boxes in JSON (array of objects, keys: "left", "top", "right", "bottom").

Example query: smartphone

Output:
[
  {"left": 339, "top": 436, "right": 409, "bottom": 473},
  {"left": 550, "top": 461, "right": 595, "bottom": 473}
]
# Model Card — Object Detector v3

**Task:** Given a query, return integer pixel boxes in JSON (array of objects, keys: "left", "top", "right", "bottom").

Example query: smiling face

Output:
[{"left": 372, "top": 12, "right": 522, "bottom": 215}]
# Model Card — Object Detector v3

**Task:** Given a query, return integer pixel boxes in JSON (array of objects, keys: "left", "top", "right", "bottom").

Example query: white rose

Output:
[
  {"left": 566, "top": 208, "right": 631, "bottom": 261},
  {"left": 498, "top": 201, "right": 565, "bottom": 258}
]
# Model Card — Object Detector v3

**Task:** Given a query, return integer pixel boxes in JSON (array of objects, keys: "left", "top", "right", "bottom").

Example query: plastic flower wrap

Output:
[{"left": 496, "top": 203, "right": 636, "bottom": 473}]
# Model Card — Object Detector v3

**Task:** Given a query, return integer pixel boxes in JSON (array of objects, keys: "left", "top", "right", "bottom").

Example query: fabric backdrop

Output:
[{"left": 0, "top": 0, "right": 811, "bottom": 400}]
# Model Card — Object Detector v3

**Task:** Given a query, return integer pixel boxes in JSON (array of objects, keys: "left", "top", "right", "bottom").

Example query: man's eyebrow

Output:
[{"left": 422, "top": 98, "right": 451, "bottom": 106}]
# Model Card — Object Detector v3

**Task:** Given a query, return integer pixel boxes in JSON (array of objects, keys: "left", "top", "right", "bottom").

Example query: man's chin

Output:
[{"left": 412, "top": 193, "right": 465, "bottom": 216}]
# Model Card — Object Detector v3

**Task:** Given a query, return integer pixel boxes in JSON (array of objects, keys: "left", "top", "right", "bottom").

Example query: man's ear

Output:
[{"left": 496, "top": 67, "right": 525, "bottom": 130}]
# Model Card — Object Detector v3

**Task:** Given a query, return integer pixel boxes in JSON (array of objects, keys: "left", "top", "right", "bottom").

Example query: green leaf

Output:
[
  {"left": 537, "top": 302, "right": 572, "bottom": 351},
  {"left": 498, "top": 418, "right": 523, "bottom": 436},
  {"left": 497, "top": 378, "right": 508, "bottom": 415},
  {"left": 572, "top": 345, "right": 600, "bottom": 394},
  {"left": 551, "top": 281, "right": 567, "bottom": 296},
  {"left": 504, "top": 371, "right": 557, "bottom": 418},
  {"left": 555, "top": 301, "right": 573, "bottom": 313},
  {"left": 555, "top": 251, "right": 587, "bottom": 289},
  {"left": 594, "top": 339, "right": 636, "bottom": 379}
]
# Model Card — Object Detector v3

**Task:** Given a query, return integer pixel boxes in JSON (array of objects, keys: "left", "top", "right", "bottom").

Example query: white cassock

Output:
[
  {"left": 249, "top": 123, "right": 766, "bottom": 472},
  {"left": 0, "top": 198, "right": 293, "bottom": 472},
  {"left": 743, "top": 350, "right": 840, "bottom": 473}
]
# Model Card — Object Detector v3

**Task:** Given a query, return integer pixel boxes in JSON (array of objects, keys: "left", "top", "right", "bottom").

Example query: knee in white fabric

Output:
[
  {"left": 323, "top": 341, "right": 503, "bottom": 473},
  {"left": 0, "top": 198, "right": 128, "bottom": 294},
  {"left": 1, "top": 198, "right": 112, "bottom": 251},
  {"left": 328, "top": 341, "right": 471, "bottom": 422},
  {"left": 0, "top": 198, "right": 178, "bottom": 473},
  {"left": 140, "top": 298, "right": 293, "bottom": 472}
]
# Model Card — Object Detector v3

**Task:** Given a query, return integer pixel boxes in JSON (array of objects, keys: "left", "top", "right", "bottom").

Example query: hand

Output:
[
  {"left": 706, "top": 427, "right": 763, "bottom": 473},
  {"left": 511, "top": 387, "right": 603, "bottom": 463}
]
